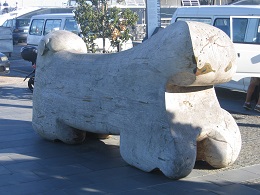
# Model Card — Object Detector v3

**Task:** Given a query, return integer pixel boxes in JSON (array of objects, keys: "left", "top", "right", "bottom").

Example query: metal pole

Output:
[{"left": 145, "top": 0, "right": 161, "bottom": 39}]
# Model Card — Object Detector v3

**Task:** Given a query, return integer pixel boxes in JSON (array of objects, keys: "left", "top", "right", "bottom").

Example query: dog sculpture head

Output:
[{"left": 132, "top": 21, "right": 237, "bottom": 88}]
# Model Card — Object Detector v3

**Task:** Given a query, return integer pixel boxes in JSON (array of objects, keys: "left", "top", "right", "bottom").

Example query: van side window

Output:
[
  {"left": 214, "top": 18, "right": 230, "bottom": 37},
  {"left": 176, "top": 17, "right": 211, "bottom": 25},
  {"left": 44, "top": 19, "right": 62, "bottom": 35},
  {"left": 29, "top": 19, "right": 44, "bottom": 36},
  {"left": 232, "top": 18, "right": 247, "bottom": 43},
  {"left": 214, "top": 18, "right": 230, "bottom": 26},
  {"left": 245, "top": 18, "right": 260, "bottom": 44},
  {"left": 255, "top": 20, "right": 260, "bottom": 43},
  {"left": 64, "top": 19, "right": 78, "bottom": 33}
]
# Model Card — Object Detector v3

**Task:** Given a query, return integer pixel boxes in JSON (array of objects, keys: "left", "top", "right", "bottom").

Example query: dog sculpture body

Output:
[{"left": 33, "top": 21, "right": 241, "bottom": 179}]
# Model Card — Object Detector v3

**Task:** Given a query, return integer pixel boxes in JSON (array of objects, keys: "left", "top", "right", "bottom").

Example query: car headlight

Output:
[{"left": 0, "top": 56, "right": 8, "bottom": 61}]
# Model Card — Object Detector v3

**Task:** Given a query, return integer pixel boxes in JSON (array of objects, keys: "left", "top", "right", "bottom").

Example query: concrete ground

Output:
[{"left": 0, "top": 45, "right": 259, "bottom": 194}]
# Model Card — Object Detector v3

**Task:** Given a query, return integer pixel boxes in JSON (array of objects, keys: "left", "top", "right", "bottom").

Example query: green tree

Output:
[{"left": 74, "top": 0, "right": 138, "bottom": 53}]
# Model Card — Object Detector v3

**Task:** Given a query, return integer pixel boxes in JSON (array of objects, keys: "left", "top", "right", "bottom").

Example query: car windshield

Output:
[{"left": 17, "top": 19, "right": 30, "bottom": 27}]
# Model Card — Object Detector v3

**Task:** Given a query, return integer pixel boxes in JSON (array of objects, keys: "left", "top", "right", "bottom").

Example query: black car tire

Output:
[{"left": 28, "top": 77, "right": 34, "bottom": 92}]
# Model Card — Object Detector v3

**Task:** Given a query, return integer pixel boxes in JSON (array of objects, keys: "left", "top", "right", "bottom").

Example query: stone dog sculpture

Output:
[{"left": 32, "top": 21, "right": 241, "bottom": 179}]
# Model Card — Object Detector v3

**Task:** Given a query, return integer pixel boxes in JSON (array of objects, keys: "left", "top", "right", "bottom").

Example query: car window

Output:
[
  {"left": 214, "top": 18, "right": 248, "bottom": 43},
  {"left": 176, "top": 17, "right": 212, "bottom": 25},
  {"left": 232, "top": 18, "right": 248, "bottom": 43},
  {"left": 29, "top": 19, "right": 44, "bottom": 36},
  {"left": 9, "top": 19, "right": 14, "bottom": 28},
  {"left": 245, "top": 18, "right": 260, "bottom": 44},
  {"left": 255, "top": 19, "right": 260, "bottom": 43},
  {"left": 214, "top": 18, "right": 230, "bottom": 26},
  {"left": 214, "top": 18, "right": 230, "bottom": 36},
  {"left": 64, "top": 18, "right": 78, "bottom": 33},
  {"left": 44, "top": 19, "right": 62, "bottom": 35},
  {"left": 16, "top": 19, "right": 30, "bottom": 27},
  {"left": 2, "top": 19, "right": 13, "bottom": 28},
  {"left": 2, "top": 20, "right": 7, "bottom": 27}
]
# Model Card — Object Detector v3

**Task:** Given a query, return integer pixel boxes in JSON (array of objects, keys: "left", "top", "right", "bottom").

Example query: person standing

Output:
[{"left": 243, "top": 77, "right": 260, "bottom": 112}]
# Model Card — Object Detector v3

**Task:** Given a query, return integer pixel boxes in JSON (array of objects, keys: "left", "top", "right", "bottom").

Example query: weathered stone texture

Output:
[{"left": 32, "top": 21, "right": 241, "bottom": 179}]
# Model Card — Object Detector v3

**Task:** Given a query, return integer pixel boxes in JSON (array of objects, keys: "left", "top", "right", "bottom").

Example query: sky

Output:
[
  {"left": 0, "top": 0, "right": 68, "bottom": 7},
  {"left": 0, "top": 0, "right": 147, "bottom": 9}
]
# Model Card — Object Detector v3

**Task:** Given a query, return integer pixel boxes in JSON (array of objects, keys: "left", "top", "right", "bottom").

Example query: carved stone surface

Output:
[{"left": 32, "top": 21, "right": 241, "bottom": 179}]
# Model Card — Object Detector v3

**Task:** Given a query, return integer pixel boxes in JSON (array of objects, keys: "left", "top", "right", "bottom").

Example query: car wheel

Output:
[{"left": 28, "top": 77, "right": 34, "bottom": 92}]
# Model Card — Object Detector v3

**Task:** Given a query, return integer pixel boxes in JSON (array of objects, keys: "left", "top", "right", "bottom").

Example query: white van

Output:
[
  {"left": 27, "top": 13, "right": 80, "bottom": 46},
  {"left": 171, "top": 5, "right": 260, "bottom": 92},
  {"left": 27, "top": 13, "right": 133, "bottom": 53}
]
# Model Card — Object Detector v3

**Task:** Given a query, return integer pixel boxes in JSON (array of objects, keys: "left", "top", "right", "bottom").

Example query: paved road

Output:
[
  {"left": 7, "top": 44, "right": 34, "bottom": 78},
  {"left": 0, "top": 44, "right": 259, "bottom": 194}
]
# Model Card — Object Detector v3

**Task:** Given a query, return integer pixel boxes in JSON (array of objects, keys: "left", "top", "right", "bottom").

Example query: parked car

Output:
[
  {"left": 0, "top": 52, "right": 10, "bottom": 75},
  {"left": 27, "top": 13, "right": 81, "bottom": 46},
  {"left": 2, "top": 18, "right": 30, "bottom": 44},
  {"left": 27, "top": 13, "right": 133, "bottom": 52}
]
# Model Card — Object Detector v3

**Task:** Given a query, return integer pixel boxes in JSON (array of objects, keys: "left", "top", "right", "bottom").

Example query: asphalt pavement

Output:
[{"left": 0, "top": 44, "right": 259, "bottom": 194}]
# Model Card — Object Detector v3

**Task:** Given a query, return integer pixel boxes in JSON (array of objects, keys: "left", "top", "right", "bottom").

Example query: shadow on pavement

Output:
[
  {"left": 215, "top": 87, "right": 260, "bottom": 116},
  {"left": 0, "top": 85, "right": 33, "bottom": 101}
]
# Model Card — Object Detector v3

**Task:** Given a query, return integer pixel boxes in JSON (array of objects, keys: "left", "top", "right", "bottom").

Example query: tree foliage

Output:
[{"left": 74, "top": 0, "right": 138, "bottom": 52}]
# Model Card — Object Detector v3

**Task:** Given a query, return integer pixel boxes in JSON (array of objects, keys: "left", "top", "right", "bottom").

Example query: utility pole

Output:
[{"left": 146, "top": 0, "right": 161, "bottom": 38}]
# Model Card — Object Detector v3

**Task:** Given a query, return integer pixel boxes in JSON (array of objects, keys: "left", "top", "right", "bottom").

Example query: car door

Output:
[
  {"left": 230, "top": 16, "right": 260, "bottom": 91},
  {"left": 27, "top": 19, "right": 44, "bottom": 46},
  {"left": 213, "top": 17, "right": 246, "bottom": 91}
]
